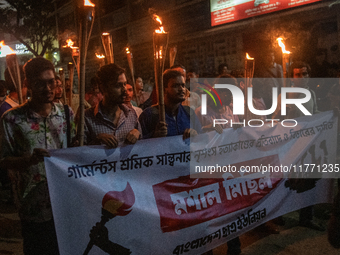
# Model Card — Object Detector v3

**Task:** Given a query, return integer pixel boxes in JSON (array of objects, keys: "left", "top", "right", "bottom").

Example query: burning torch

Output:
[
  {"left": 62, "top": 39, "right": 79, "bottom": 107},
  {"left": 277, "top": 38, "right": 291, "bottom": 87},
  {"left": 125, "top": 47, "right": 139, "bottom": 106},
  {"left": 78, "top": 0, "right": 95, "bottom": 146},
  {"left": 153, "top": 14, "right": 169, "bottom": 124},
  {"left": 0, "top": 41, "right": 23, "bottom": 104},
  {"left": 83, "top": 183, "right": 135, "bottom": 255},
  {"left": 244, "top": 53, "right": 255, "bottom": 124},
  {"left": 102, "top": 33, "right": 114, "bottom": 64},
  {"left": 95, "top": 53, "right": 105, "bottom": 67},
  {"left": 63, "top": 39, "right": 80, "bottom": 75}
]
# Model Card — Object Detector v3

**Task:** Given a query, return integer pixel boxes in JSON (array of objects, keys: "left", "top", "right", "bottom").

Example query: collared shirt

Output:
[
  {"left": 139, "top": 104, "right": 202, "bottom": 139},
  {"left": 123, "top": 103, "right": 143, "bottom": 117},
  {"left": 83, "top": 102, "right": 141, "bottom": 145},
  {"left": 0, "top": 101, "right": 76, "bottom": 222}
]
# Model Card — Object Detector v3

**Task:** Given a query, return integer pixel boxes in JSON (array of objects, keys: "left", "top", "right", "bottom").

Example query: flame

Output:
[
  {"left": 153, "top": 14, "right": 162, "bottom": 25},
  {"left": 153, "top": 14, "right": 166, "bottom": 34},
  {"left": 277, "top": 38, "right": 290, "bottom": 54},
  {"left": 63, "top": 39, "right": 78, "bottom": 49},
  {"left": 102, "top": 182, "right": 135, "bottom": 216},
  {"left": 246, "top": 53, "right": 254, "bottom": 60},
  {"left": 125, "top": 47, "right": 130, "bottom": 54},
  {"left": 155, "top": 26, "right": 165, "bottom": 34},
  {"left": 102, "top": 32, "right": 110, "bottom": 36},
  {"left": 95, "top": 53, "right": 105, "bottom": 59},
  {"left": 84, "top": 0, "right": 95, "bottom": 7},
  {"left": 0, "top": 41, "right": 16, "bottom": 56}
]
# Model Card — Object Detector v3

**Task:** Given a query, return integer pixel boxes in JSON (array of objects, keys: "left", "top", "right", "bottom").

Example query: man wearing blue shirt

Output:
[{"left": 139, "top": 69, "right": 201, "bottom": 139}]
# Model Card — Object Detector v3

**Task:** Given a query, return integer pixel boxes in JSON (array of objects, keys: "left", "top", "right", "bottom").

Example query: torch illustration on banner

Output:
[
  {"left": 153, "top": 14, "right": 169, "bottom": 124},
  {"left": 0, "top": 41, "right": 23, "bottom": 104},
  {"left": 125, "top": 47, "right": 139, "bottom": 106},
  {"left": 83, "top": 183, "right": 135, "bottom": 255},
  {"left": 277, "top": 38, "right": 291, "bottom": 87},
  {"left": 102, "top": 33, "right": 114, "bottom": 64}
]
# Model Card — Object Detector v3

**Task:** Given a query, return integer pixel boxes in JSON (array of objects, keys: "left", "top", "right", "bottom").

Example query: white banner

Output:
[{"left": 45, "top": 111, "right": 337, "bottom": 255}]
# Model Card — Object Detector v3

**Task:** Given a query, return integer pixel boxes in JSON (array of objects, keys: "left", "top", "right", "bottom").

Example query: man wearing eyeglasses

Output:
[
  {"left": 82, "top": 63, "right": 141, "bottom": 148},
  {"left": 139, "top": 69, "right": 201, "bottom": 139},
  {"left": 0, "top": 57, "right": 76, "bottom": 254}
]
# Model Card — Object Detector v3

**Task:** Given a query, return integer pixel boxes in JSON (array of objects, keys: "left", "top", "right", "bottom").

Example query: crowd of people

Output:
[{"left": 0, "top": 55, "right": 339, "bottom": 255}]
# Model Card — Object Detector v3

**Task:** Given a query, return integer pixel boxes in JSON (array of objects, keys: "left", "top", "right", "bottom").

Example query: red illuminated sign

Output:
[{"left": 210, "top": 0, "right": 321, "bottom": 26}]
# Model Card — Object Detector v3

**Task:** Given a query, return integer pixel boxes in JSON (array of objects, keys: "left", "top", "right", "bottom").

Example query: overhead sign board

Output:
[{"left": 210, "top": 0, "right": 322, "bottom": 26}]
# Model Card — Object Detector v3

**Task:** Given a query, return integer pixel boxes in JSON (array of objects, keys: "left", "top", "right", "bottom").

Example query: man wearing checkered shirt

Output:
[{"left": 83, "top": 64, "right": 141, "bottom": 148}]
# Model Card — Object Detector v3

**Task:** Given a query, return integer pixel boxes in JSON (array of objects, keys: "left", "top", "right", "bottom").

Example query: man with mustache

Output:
[
  {"left": 83, "top": 64, "right": 141, "bottom": 148},
  {"left": 0, "top": 57, "right": 76, "bottom": 255},
  {"left": 139, "top": 69, "right": 201, "bottom": 139}
]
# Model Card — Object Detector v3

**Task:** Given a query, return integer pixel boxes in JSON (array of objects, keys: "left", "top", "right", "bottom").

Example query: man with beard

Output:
[
  {"left": 139, "top": 69, "right": 201, "bottom": 139},
  {"left": 83, "top": 64, "right": 141, "bottom": 148},
  {"left": 0, "top": 57, "right": 76, "bottom": 254}
]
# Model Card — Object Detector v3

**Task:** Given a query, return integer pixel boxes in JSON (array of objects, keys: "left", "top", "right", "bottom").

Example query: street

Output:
[{"left": 1, "top": 186, "right": 339, "bottom": 255}]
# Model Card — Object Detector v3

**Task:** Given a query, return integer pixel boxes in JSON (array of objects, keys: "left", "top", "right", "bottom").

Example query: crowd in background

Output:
[{"left": 0, "top": 53, "right": 339, "bottom": 255}]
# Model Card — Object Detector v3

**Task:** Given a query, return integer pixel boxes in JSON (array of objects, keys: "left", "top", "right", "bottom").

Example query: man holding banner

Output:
[
  {"left": 0, "top": 57, "right": 76, "bottom": 255},
  {"left": 139, "top": 69, "right": 202, "bottom": 139},
  {"left": 83, "top": 64, "right": 141, "bottom": 148}
]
